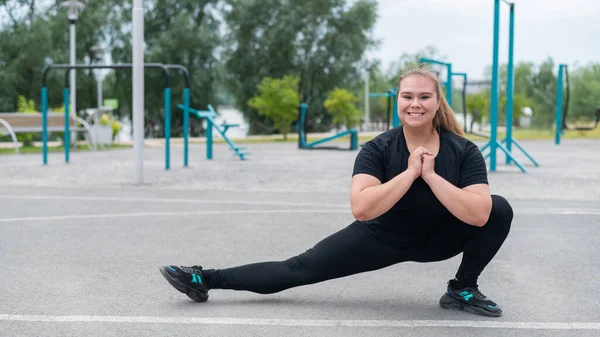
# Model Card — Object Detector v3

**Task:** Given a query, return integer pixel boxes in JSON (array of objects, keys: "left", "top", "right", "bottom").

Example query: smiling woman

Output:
[{"left": 159, "top": 66, "right": 513, "bottom": 319}]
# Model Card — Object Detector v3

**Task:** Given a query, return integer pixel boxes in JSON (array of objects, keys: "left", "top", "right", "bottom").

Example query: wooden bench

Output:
[{"left": 0, "top": 112, "right": 95, "bottom": 154}]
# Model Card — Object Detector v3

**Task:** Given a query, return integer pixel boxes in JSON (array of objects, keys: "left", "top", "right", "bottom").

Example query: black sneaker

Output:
[
  {"left": 159, "top": 265, "right": 209, "bottom": 302},
  {"left": 439, "top": 281, "right": 502, "bottom": 317}
]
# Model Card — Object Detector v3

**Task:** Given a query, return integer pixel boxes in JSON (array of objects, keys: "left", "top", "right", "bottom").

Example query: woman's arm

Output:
[
  {"left": 350, "top": 169, "right": 419, "bottom": 221},
  {"left": 422, "top": 172, "right": 492, "bottom": 227}
]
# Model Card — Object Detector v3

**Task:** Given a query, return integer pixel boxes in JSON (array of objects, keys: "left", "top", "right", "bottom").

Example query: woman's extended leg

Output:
[
  {"left": 160, "top": 220, "right": 406, "bottom": 301},
  {"left": 203, "top": 220, "right": 405, "bottom": 294}
]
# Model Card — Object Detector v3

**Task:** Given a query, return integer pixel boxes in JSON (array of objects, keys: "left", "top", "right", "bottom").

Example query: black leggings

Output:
[{"left": 204, "top": 195, "right": 513, "bottom": 293}]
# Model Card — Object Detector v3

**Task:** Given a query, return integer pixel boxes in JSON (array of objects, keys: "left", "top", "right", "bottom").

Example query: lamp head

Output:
[{"left": 60, "top": 0, "right": 85, "bottom": 21}]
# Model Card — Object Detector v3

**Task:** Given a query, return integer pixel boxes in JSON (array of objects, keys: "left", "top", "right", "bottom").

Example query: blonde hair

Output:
[{"left": 397, "top": 66, "right": 466, "bottom": 137}]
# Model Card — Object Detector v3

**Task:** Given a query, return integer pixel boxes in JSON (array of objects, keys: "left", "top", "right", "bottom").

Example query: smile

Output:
[{"left": 408, "top": 112, "right": 425, "bottom": 117}]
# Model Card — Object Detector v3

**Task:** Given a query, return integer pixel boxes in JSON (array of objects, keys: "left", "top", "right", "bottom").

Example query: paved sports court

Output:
[{"left": 0, "top": 137, "right": 599, "bottom": 336}]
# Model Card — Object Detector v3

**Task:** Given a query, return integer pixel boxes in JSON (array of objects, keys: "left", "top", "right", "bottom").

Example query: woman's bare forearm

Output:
[
  {"left": 352, "top": 170, "right": 419, "bottom": 221},
  {"left": 423, "top": 173, "right": 492, "bottom": 226}
]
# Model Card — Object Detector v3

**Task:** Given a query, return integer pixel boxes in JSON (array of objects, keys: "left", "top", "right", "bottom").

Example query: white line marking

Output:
[
  {"left": 1, "top": 195, "right": 598, "bottom": 215},
  {"left": 0, "top": 209, "right": 348, "bottom": 223},
  {"left": 515, "top": 208, "right": 600, "bottom": 215},
  {"left": 0, "top": 314, "right": 598, "bottom": 330},
  {"left": 0, "top": 194, "right": 347, "bottom": 208}
]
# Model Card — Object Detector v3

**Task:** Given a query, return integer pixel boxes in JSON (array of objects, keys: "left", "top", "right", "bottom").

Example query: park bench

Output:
[{"left": 0, "top": 112, "right": 95, "bottom": 154}]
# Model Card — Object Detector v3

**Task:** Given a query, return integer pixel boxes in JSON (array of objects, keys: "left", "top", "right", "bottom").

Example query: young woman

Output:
[{"left": 159, "top": 67, "right": 513, "bottom": 318}]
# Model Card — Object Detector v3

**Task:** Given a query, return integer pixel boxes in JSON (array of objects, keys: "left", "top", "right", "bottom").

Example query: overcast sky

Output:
[{"left": 366, "top": 0, "right": 600, "bottom": 80}]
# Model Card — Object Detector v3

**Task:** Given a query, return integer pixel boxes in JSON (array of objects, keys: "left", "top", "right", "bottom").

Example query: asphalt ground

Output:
[{"left": 0, "top": 136, "right": 599, "bottom": 336}]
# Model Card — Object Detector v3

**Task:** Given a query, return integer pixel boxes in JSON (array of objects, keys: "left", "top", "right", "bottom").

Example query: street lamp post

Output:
[
  {"left": 60, "top": 0, "right": 84, "bottom": 143},
  {"left": 90, "top": 45, "right": 104, "bottom": 110},
  {"left": 132, "top": 0, "right": 145, "bottom": 184}
]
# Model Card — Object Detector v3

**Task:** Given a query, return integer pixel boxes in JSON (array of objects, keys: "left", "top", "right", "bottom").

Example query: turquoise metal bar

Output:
[
  {"left": 164, "top": 87, "right": 171, "bottom": 169},
  {"left": 183, "top": 88, "right": 190, "bottom": 167},
  {"left": 306, "top": 129, "right": 356, "bottom": 148},
  {"left": 299, "top": 103, "right": 308, "bottom": 147},
  {"left": 488, "top": 0, "right": 501, "bottom": 171},
  {"left": 511, "top": 138, "right": 539, "bottom": 166},
  {"left": 63, "top": 88, "right": 70, "bottom": 163},
  {"left": 392, "top": 88, "right": 399, "bottom": 128},
  {"left": 555, "top": 64, "right": 565, "bottom": 145},
  {"left": 505, "top": 3, "right": 515, "bottom": 164},
  {"left": 419, "top": 58, "right": 452, "bottom": 107},
  {"left": 41, "top": 87, "right": 48, "bottom": 165},
  {"left": 206, "top": 116, "right": 213, "bottom": 159}
]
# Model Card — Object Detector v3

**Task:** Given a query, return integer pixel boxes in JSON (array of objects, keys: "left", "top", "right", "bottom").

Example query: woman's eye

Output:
[{"left": 421, "top": 96, "right": 430, "bottom": 100}]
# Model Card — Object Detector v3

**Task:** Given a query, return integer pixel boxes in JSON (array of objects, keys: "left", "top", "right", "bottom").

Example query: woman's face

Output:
[{"left": 397, "top": 75, "right": 440, "bottom": 130}]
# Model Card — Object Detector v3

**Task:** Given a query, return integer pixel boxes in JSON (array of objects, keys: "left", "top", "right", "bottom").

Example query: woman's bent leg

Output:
[
  {"left": 204, "top": 221, "right": 404, "bottom": 294},
  {"left": 411, "top": 195, "right": 513, "bottom": 287},
  {"left": 408, "top": 195, "right": 513, "bottom": 317},
  {"left": 455, "top": 195, "right": 513, "bottom": 286}
]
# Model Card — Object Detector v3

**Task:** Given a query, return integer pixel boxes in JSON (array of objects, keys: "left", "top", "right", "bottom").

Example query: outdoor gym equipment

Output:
[
  {"left": 41, "top": 63, "right": 195, "bottom": 170},
  {"left": 419, "top": 58, "right": 469, "bottom": 133},
  {"left": 481, "top": 0, "right": 537, "bottom": 173},
  {"left": 555, "top": 64, "right": 600, "bottom": 145},
  {"left": 297, "top": 103, "right": 358, "bottom": 151},
  {"left": 419, "top": 58, "right": 454, "bottom": 107},
  {"left": 369, "top": 89, "right": 398, "bottom": 130},
  {"left": 41, "top": 63, "right": 174, "bottom": 168},
  {"left": 177, "top": 104, "right": 249, "bottom": 160},
  {"left": 165, "top": 64, "right": 192, "bottom": 167}
]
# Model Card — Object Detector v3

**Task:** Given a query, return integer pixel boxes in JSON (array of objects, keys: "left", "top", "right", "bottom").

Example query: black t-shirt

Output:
[{"left": 352, "top": 126, "right": 488, "bottom": 246}]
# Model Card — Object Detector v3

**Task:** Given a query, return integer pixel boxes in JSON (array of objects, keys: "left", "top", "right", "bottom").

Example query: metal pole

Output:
[
  {"left": 69, "top": 21, "right": 77, "bottom": 150},
  {"left": 392, "top": 88, "right": 399, "bottom": 128},
  {"left": 132, "top": 0, "right": 144, "bottom": 184},
  {"left": 364, "top": 70, "right": 369, "bottom": 131},
  {"left": 555, "top": 64, "right": 565, "bottom": 145},
  {"left": 64, "top": 87, "right": 70, "bottom": 163},
  {"left": 183, "top": 88, "right": 190, "bottom": 167},
  {"left": 164, "top": 87, "right": 171, "bottom": 170},
  {"left": 97, "top": 77, "right": 103, "bottom": 109},
  {"left": 505, "top": 3, "right": 515, "bottom": 164},
  {"left": 489, "top": 0, "right": 501, "bottom": 171},
  {"left": 42, "top": 87, "right": 48, "bottom": 165}
]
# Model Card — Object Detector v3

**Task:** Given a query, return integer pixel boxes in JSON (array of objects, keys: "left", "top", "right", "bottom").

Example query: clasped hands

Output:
[{"left": 407, "top": 146, "right": 436, "bottom": 181}]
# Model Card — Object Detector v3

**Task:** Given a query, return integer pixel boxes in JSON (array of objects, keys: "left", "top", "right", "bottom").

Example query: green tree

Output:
[
  {"left": 567, "top": 63, "right": 600, "bottom": 126},
  {"left": 107, "top": 0, "right": 222, "bottom": 137},
  {"left": 499, "top": 93, "right": 533, "bottom": 126},
  {"left": 223, "top": 0, "right": 378, "bottom": 134},
  {"left": 324, "top": 88, "right": 362, "bottom": 129},
  {"left": 247, "top": 76, "right": 300, "bottom": 139},
  {"left": 467, "top": 92, "right": 489, "bottom": 126},
  {"left": 0, "top": 0, "right": 115, "bottom": 117}
]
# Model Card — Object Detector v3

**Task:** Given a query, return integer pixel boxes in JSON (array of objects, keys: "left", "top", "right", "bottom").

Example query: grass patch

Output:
[
  {"left": 190, "top": 127, "right": 600, "bottom": 146},
  {"left": 0, "top": 143, "right": 131, "bottom": 155}
]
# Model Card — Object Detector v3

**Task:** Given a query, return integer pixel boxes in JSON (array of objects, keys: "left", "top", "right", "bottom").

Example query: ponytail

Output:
[{"left": 434, "top": 90, "right": 466, "bottom": 136}]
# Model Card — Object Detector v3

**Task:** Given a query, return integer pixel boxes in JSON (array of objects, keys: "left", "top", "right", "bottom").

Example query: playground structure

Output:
[
  {"left": 296, "top": 103, "right": 358, "bottom": 151},
  {"left": 368, "top": 89, "right": 398, "bottom": 131},
  {"left": 419, "top": 58, "right": 468, "bottom": 133},
  {"left": 482, "top": 0, "right": 538, "bottom": 172},
  {"left": 41, "top": 63, "right": 173, "bottom": 168},
  {"left": 40, "top": 62, "right": 248, "bottom": 170},
  {"left": 554, "top": 64, "right": 600, "bottom": 145},
  {"left": 177, "top": 104, "right": 249, "bottom": 161}
]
